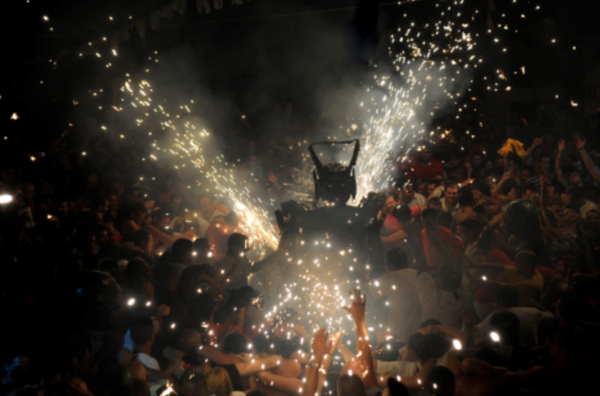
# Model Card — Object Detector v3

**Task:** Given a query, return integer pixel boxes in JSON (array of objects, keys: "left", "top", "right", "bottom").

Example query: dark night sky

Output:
[{"left": 2, "top": 0, "right": 600, "bottom": 136}]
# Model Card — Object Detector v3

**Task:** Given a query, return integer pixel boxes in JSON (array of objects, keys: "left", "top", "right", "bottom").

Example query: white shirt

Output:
[
  {"left": 369, "top": 268, "right": 422, "bottom": 342},
  {"left": 405, "top": 193, "right": 426, "bottom": 208},
  {"left": 416, "top": 272, "right": 467, "bottom": 329},
  {"left": 473, "top": 306, "right": 554, "bottom": 349},
  {"left": 580, "top": 200, "right": 599, "bottom": 218},
  {"left": 440, "top": 198, "right": 461, "bottom": 219}
]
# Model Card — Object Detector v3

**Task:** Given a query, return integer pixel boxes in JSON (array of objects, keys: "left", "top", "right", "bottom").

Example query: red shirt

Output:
[
  {"left": 408, "top": 159, "right": 445, "bottom": 182},
  {"left": 422, "top": 226, "right": 464, "bottom": 268}
]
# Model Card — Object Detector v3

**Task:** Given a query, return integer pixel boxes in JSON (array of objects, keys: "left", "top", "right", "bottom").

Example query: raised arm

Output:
[
  {"left": 235, "top": 354, "right": 282, "bottom": 376},
  {"left": 524, "top": 138, "right": 543, "bottom": 162},
  {"left": 575, "top": 136, "right": 600, "bottom": 185},
  {"left": 555, "top": 140, "right": 566, "bottom": 185},
  {"left": 301, "top": 328, "right": 330, "bottom": 396},
  {"left": 258, "top": 371, "right": 303, "bottom": 395},
  {"left": 343, "top": 288, "right": 379, "bottom": 390}
]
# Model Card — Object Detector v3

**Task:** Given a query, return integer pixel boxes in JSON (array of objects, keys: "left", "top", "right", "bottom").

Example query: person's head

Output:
[
  {"left": 199, "top": 194, "right": 218, "bottom": 220},
  {"left": 400, "top": 183, "right": 415, "bottom": 204},
  {"left": 425, "top": 366, "right": 455, "bottom": 396},
  {"left": 507, "top": 186, "right": 523, "bottom": 201},
  {"left": 520, "top": 166, "right": 536, "bottom": 183},
  {"left": 490, "top": 311, "right": 520, "bottom": 346},
  {"left": 515, "top": 250, "right": 537, "bottom": 278},
  {"left": 170, "top": 192, "right": 183, "bottom": 212},
  {"left": 384, "top": 192, "right": 400, "bottom": 213},
  {"left": 586, "top": 209, "right": 599, "bottom": 223},
  {"left": 405, "top": 333, "right": 447, "bottom": 363},
  {"left": 471, "top": 152, "right": 483, "bottom": 169},
  {"left": 477, "top": 227, "right": 506, "bottom": 253},
  {"left": 421, "top": 208, "right": 439, "bottom": 231},
  {"left": 436, "top": 211, "right": 453, "bottom": 229},
  {"left": 427, "top": 181, "right": 440, "bottom": 196},
  {"left": 496, "top": 286, "right": 519, "bottom": 310},
  {"left": 457, "top": 219, "right": 485, "bottom": 244},
  {"left": 151, "top": 209, "right": 171, "bottom": 230},
  {"left": 436, "top": 265, "right": 462, "bottom": 293},
  {"left": 386, "top": 248, "right": 408, "bottom": 271},
  {"left": 172, "top": 238, "right": 195, "bottom": 266},
  {"left": 193, "top": 238, "right": 213, "bottom": 261},
  {"left": 134, "top": 230, "right": 154, "bottom": 253},
  {"left": 131, "top": 203, "right": 147, "bottom": 226},
  {"left": 444, "top": 184, "right": 459, "bottom": 205},
  {"left": 222, "top": 333, "right": 249, "bottom": 355},
  {"left": 227, "top": 233, "right": 249, "bottom": 256},
  {"left": 427, "top": 197, "right": 442, "bottom": 211},
  {"left": 546, "top": 324, "right": 575, "bottom": 360},
  {"left": 392, "top": 205, "right": 412, "bottom": 225},
  {"left": 205, "top": 367, "right": 233, "bottom": 396},
  {"left": 130, "top": 316, "right": 155, "bottom": 350},
  {"left": 421, "top": 147, "right": 433, "bottom": 162},
  {"left": 471, "top": 205, "right": 486, "bottom": 222},
  {"left": 337, "top": 374, "right": 366, "bottom": 396},
  {"left": 416, "top": 181, "right": 427, "bottom": 196},
  {"left": 177, "top": 366, "right": 207, "bottom": 396},
  {"left": 524, "top": 183, "right": 538, "bottom": 200}
]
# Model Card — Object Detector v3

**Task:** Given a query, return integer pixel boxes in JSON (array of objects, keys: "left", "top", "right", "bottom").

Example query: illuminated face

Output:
[
  {"left": 417, "top": 183, "right": 427, "bottom": 196},
  {"left": 540, "top": 157, "right": 551, "bottom": 172},
  {"left": 445, "top": 187, "right": 459, "bottom": 204},
  {"left": 471, "top": 211, "right": 485, "bottom": 222},
  {"left": 199, "top": 197, "right": 216, "bottom": 219},
  {"left": 384, "top": 196, "right": 400, "bottom": 213}
]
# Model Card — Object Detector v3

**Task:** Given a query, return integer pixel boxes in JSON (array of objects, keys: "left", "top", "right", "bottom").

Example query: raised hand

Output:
[
  {"left": 558, "top": 139, "right": 565, "bottom": 153},
  {"left": 312, "top": 328, "right": 330, "bottom": 363},
  {"left": 342, "top": 288, "right": 366, "bottom": 322},
  {"left": 329, "top": 327, "right": 343, "bottom": 355},
  {"left": 575, "top": 135, "right": 586, "bottom": 151}
]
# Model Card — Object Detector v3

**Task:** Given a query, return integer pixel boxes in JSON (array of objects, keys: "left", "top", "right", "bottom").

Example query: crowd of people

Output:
[{"left": 1, "top": 96, "right": 600, "bottom": 396}]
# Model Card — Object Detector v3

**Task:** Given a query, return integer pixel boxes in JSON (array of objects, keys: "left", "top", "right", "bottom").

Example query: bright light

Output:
[
  {"left": 127, "top": 298, "right": 135, "bottom": 306},
  {"left": 490, "top": 331, "right": 500, "bottom": 342},
  {"left": 452, "top": 339, "right": 462, "bottom": 350},
  {"left": 0, "top": 194, "right": 13, "bottom": 204}
]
